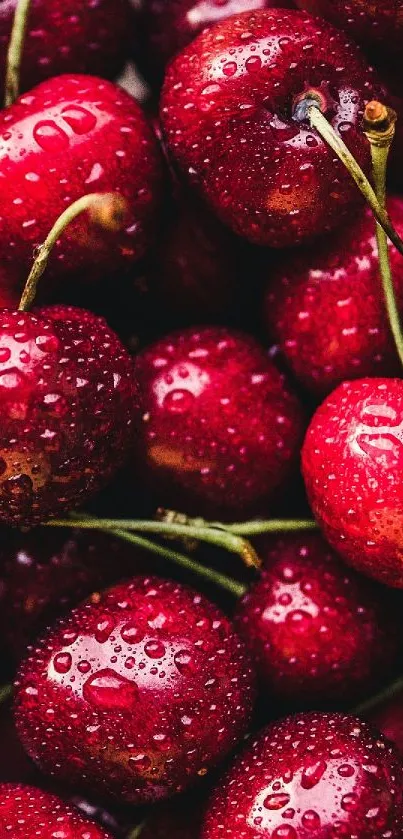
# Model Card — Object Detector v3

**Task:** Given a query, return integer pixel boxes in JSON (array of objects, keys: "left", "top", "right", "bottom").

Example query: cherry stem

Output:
[
  {"left": 0, "top": 684, "right": 12, "bottom": 704},
  {"left": 353, "top": 674, "right": 403, "bottom": 717},
  {"left": 5, "top": 0, "right": 31, "bottom": 107},
  {"left": 308, "top": 105, "right": 403, "bottom": 258},
  {"left": 157, "top": 509, "right": 318, "bottom": 537},
  {"left": 18, "top": 192, "right": 127, "bottom": 312},
  {"left": 45, "top": 514, "right": 260, "bottom": 570},
  {"left": 363, "top": 102, "right": 403, "bottom": 367},
  {"left": 127, "top": 824, "right": 147, "bottom": 839}
]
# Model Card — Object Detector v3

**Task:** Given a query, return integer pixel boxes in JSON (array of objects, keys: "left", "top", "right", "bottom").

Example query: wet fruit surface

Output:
[
  {"left": 302, "top": 378, "right": 403, "bottom": 588},
  {"left": 201, "top": 712, "right": 403, "bottom": 837},
  {"left": 0, "top": 0, "right": 134, "bottom": 92},
  {"left": 295, "top": 1, "right": 403, "bottom": 57},
  {"left": 0, "top": 75, "right": 162, "bottom": 289},
  {"left": 0, "top": 306, "right": 136, "bottom": 525},
  {"left": 160, "top": 8, "right": 384, "bottom": 247},
  {"left": 264, "top": 197, "right": 403, "bottom": 396},
  {"left": 0, "top": 783, "right": 113, "bottom": 838},
  {"left": 234, "top": 533, "right": 401, "bottom": 707},
  {"left": 14, "top": 576, "right": 255, "bottom": 803},
  {"left": 133, "top": 326, "right": 305, "bottom": 517}
]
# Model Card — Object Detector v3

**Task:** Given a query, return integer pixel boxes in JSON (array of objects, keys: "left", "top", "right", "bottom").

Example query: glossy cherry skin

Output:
[
  {"left": 160, "top": 8, "right": 385, "bottom": 248},
  {"left": 0, "top": 528, "right": 140, "bottom": 660},
  {"left": 0, "top": 0, "right": 134, "bottom": 93},
  {"left": 0, "top": 784, "right": 113, "bottom": 839},
  {"left": 133, "top": 326, "right": 305, "bottom": 518},
  {"left": 14, "top": 576, "right": 256, "bottom": 804},
  {"left": 201, "top": 712, "right": 403, "bottom": 838},
  {"left": 295, "top": 1, "right": 403, "bottom": 58},
  {"left": 136, "top": 0, "right": 292, "bottom": 85},
  {"left": 0, "top": 75, "right": 162, "bottom": 290},
  {"left": 302, "top": 378, "right": 403, "bottom": 588},
  {"left": 234, "top": 532, "right": 401, "bottom": 708},
  {"left": 264, "top": 197, "right": 403, "bottom": 396},
  {"left": 0, "top": 305, "right": 137, "bottom": 526}
]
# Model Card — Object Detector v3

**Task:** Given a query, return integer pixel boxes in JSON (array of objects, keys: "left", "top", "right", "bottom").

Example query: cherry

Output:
[
  {"left": 133, "top": 326, "right": 305, "bottom": 518},
  {"left": 234, "top": 532, "right": 400, "bottom": 708},
  {"left": 0, "top": 74, "right": 162, "bottom": 291},
  {"left": 135, "top": 0, "right": 292, "bottom": 86},
  {"left": 14, "top": 576, "right": 255, "bottom": 804},
  {"left": 0, "top": 305, "right": 137, "bottom": 526},
  {"left": 0, "top": 784, "right": 113, "bottom": 838},
  {"left": 0, "top": 0, "right": 134, "bottom": 94},
  {"left": 160, "top": 8, "right": 386, "bottom": 248},
  {"left": 201, "top": 712, "right": 403, "bottom": 837},
  {"left": 0, "top": 527, "right": 141, "bottom": 660},
  {"left": 264, "top": 196, "right": 403, "bottom": 396},
  {"left": 302, "top": 378, "right": 403, "bottom": 588},
  {"left": 367, "top": 692, "right": 403, "bottom": 758},
  {"left": 295, "top": 2, "right": 403, "bottom": 59},
  {"left": 140, "top": 796, "right": 205, "bottom": 838}
]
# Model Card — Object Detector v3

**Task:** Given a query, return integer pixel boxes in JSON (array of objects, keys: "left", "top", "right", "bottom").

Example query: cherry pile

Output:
[{"left": 0, "top": 2, "right": 402, "bottom": 839}]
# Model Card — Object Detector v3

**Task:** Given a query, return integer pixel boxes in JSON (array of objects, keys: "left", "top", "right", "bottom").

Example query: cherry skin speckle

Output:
[
  {"left": 0, "top": 75, "right": 162, "bottom": 290},
  {"left": 0, "top": 305, "right": 137, "bottom": 525},
  {"left": 0, "top": 527, "right": 140, "bottom": 661},
  {"left": 160, "top": 8, "right": 385, "bottom": 247},
  {"left": 0, "top": 784, "right": 113, "bottom": 838},
  {"left": 14, "top": 576, "right": 256, "bottom": 804},
  {"left": 264, "top": 197, "right": 403, "bottom": 397},
  {"left": 133, "top": 326, "right": 305, "bottom": 517},
  {"left": 234, "top": 532, "right": 401, "bottom": 708},
  {"left": 302, "top": 378, "right": 403, "bottom": 588},
  {"left": 0, "top": 0, "right": 134, "bottom": 93},
  {"left": 201, "top": 712, "right": 403, "bottom": 838},
  {"left": 295, "top": 1, "right": 403, "bottom": 59},
  {"left": 135, "top": 0, "right": 292, "bottom": 85}
]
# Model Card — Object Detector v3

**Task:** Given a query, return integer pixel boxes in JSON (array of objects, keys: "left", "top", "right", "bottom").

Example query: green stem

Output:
[
  {"left": 18, "top": 192, "right": 126, "bottom": 312},
  {"left": 309, "top": 105, "right": 403, "bottom": 258},
  {"left": 0, "top": 684, "right": 12, "bottom": 704},
  {"left": 363, "top": 103, "right": 403, "bottom": 367},
  {"left": 46, "top": 515, "right": 260, "bottom": 569},
  {"left": 225, "top": 519, "right": 318, "bottom": 536},
  {"left": 126, "top": 824, "right": 146, "bottom": 839},
  {"left": 5, "top": 0, "right": 31, "bottom": 107},
  {"left": 354, "top": 675, "right": 403, "bottom": 717},
  {"left": 91, "top": 528, "right": 247, "bottom": 598}
]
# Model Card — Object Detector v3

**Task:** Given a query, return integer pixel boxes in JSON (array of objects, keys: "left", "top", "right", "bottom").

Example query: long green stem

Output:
[
  {"left": 127, "top": 824, "right": 147, "bottom": 839},
  {"left": 363, "top": 102, "right": 403, "bottom": 367},
  {"left": 0, "top": 684, "right": 12, "bottom": 704},
  {"left": 354, "top": 675, "right": 403, "bottom": 717},
  {"left": 5, "top": 0, "right": 31, "bottom": 107},
  {"left": 309, "top": 106, "right": 403, "bottom": 258},
  {"left": 224, "top": 519, "right": 318, "bottom": 536},
  {"left": 18, "top": 192, "right": 127, "bottom": 312}
]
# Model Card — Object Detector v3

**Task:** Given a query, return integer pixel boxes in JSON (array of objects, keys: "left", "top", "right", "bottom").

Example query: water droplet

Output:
[
  {"left": 129, "top": 753, "right": 151, "bottom": 770},
  {"left": 61, "top": 629, "right": 78, "bottom": 646},
  {"left": 121, "top": 623, "right": 145, "bottom": 644},
  {"left": 95, "top": 615, "right": 115, "bottom": 643},
  {"left": 341, "top": 793, "right": 359, "bottom": 812},
  {"left": 77, "top": 660, "right": 91, "bottom": 674},
  {"left": 302, "top": 810, "right": 321, "bottom": 829},
  {"left": 0, "top": 348, "right": 11, "bottom": 363},
  {"left": 245, "top": 55, "right": 261, "bottom": 73},
  {"left": 174, "top": 650, "right": 194, "bottom": 674},
  {"left": 144, "top": 640, "right": 166, "bottom": 659},
  {"left": 272, "top": 826, "right": 297, "bottom": 839},
  {"left": 53, "top": 652, "right": 72, "bottom": 674},
  {"left": 83, "top": 669, "right": 138, "bottom": 711},
  {"left": 338, "top": 763, "right": 355, "bottom": 778},
  {"left": 222, "top": 61, "right": 237, "bottom": 77},
  {"left": 264, "top": 792, "right": 291, "bottom": 810},
  {"left": 33, "top": 120, "right": 69, "bottom": 152},
  {"left": 61, "top": 105, "right": 97, "bottom": 134},
  {"left": 162, "top": 389, "right": 195, "bottom": 413},
  {"left": 301, "top": 760, "right": 327, "bottom": 789}
]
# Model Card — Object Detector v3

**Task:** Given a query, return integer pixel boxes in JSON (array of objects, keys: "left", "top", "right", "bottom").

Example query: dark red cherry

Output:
[
  {"left": 0, "top": 527, "right": 141, "bottom": 660},
  {"left": 135, "top": 0, "right": 292, "bottom": 86},
  {"left": 0, "top": 305, "right": 137, "bottom": 526},
  {"left": 264, "top": 197, "right": 403, "bottom": 396},
  {"left": 160, "top": 8, "right": 386, "bottom": 247},
  {"left": 367, "top": 691, "right": 403, "bottom": 758},
  {"left": 295, "top": 1, "right": 403, "bottom": 58},
  {"left": 302, "top": 378, "right": 403, "bottom": 588},
  {"left": 202, "top": 712, "right": 403, "bottom": 838},
  {"left": 0, "top": 75, "right": 162, "bottom": 291},
  {"left": 14, "top": 576, "right": 255, "bottom": 804},
  {"left": 0, "top": 0, "right": 134, "bottom": 93},
  {"left": 234, "top": 532, "right": 401, "bottom": 707},
  {"left": 0, "top": 784, "right": 113, "bottom": 838},
  {"left": 133, "top": 326, "right": 305, "bottom": 518}
]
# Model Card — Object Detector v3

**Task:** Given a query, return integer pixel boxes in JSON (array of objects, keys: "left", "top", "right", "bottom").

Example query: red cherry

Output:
[
  {"left": 0, "top": 75, "right": 162, "bottom": 290},
  {"left": 0, "top": 305, "right": 137, "bottom": 526},
  {"left": 264, "top": 197, "right": 403, "bottom": 396},
  {"left": 160, "top": 8, "right": 385, "bottom": 247},
  {"left": 14, "top": 576, "right": 255, "bottom": 804},
  {"left": 0, "top": 0, "right": 134, "bottom": 92},
  {"left": 367, "top": 692, "right": 403, "bottom": 758},
  {"left": 0, "top": 528, "right": 141, "bottom": 660},
  {"left": 133, "top": 326, "right": 305, "bottom": 517},
  {"left": 0, "top": 784, "right": 113, "bottom": 838},
  {"left": 302, "top": 378, "right": 403, "bottom": 588},
  {"left": 202, "top": 712, "right": 403, "bottom": 838},
  {"left": 136, "top": 0, "right": 292, "bottom": 85},
  {"left": 295, "top": 1, "right": 403, "bottom": 58},
  {"left": 234, "top": 532, "right": 400, "bottom": 707}
]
